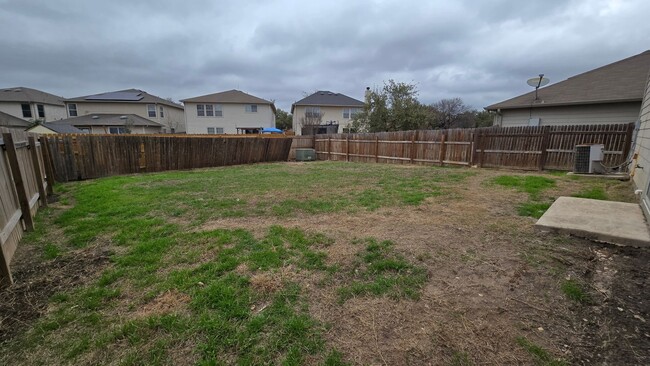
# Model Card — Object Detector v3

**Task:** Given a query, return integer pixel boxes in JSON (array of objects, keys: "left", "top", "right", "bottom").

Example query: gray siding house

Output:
[
  {"left": 632, "top": 69, "right": 650, "bottom": 217},
  {"left": 486, "top": 50, "right": 650, "bottom": 127}
]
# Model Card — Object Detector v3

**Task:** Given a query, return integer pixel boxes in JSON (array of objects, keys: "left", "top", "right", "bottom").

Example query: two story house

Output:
[
  {"left": 291, "top": 91, "right": 365, "bottom": 135},
  {"left": 181, "top": 90, "right": 276, "bottom": 134},
  {"left": 0, "top": 87, "right": 67, "bottom": 123},
  {"left": 65, "top": 89, "right": 185, "bottom": 133}
]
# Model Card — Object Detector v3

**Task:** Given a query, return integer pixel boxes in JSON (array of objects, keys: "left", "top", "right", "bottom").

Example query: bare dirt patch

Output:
[
  {"left": 0, "top": 243, "right": 111, "bottom": 344},
  {"left": 135, "top": 290, "right": 191, "bottom": 318}
]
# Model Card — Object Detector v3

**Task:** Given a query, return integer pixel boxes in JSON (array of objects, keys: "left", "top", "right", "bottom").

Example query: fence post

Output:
[
  {"left": 373, "top": 136, "right": 377, "bottom": 163},
  {"left": 538, "top": 126, "right": 551, "bottom": 171},
  {"left": 328, "top": 137, "right": 331, "bottom": 161},
  {"left": 40, "top": 137, "right": 55, "bottom": 195},
  {"left": 470, "top": 129, "right": 479, "bottom": 166},
  {"left": 621, "top": 122, "right": 635, "bottom": 160},
  {"left": 346, "top": 134, "right": 350, "bottom": 162},
  {"left": 439, "top": 130, "right": 447, "bottom": 166},
  {"left": 479, "top": 131, "right": 486, "bottom": 168},
  {"left": 3, "top": 133, "right": 34, "bottom": 231},
  {"left": 410, "top": 130, "right": 418, "bottom": 164},
  {"left": 28, "top": 136, "right": 47, "bottom": 207}
]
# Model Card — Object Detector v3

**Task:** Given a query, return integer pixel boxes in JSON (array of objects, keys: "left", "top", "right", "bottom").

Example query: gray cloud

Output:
[{"left": 0, "top": 0, "right": 648, "bottom": 112}]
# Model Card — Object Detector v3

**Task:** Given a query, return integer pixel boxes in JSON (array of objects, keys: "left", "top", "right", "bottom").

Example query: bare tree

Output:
[{"left": 430, "top": 98, "right": 471, "bottom": 129}]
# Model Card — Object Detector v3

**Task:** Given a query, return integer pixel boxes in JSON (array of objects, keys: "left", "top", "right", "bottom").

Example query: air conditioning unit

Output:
[
  {"left": 574, "top": 144, "right": 604, "bottom": 174},
  {"left": 295, "top": 148, "right": 316, "bottom": 161}
]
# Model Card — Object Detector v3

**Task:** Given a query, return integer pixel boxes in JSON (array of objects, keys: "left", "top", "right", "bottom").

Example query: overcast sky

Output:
[{"left": 1, "top": 0, "right": 648, "bottom": 112}]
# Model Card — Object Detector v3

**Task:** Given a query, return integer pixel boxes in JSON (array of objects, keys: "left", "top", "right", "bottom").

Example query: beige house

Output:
[
  {"left": 65, "top": 89, "right": 185, "bottom": 133},
  {"left": 0, "top": 87, "right": 67, "bottom": 123},
  {"left": 632, "top": 68, "right": 650, "bottom": 218},
  {"left": 486, "top": 50, "right": 650, "bottom": 127},
  {"left": 39, "top": 114, "right": 164, "bottom": 134},
  {"left": 291, "top": 91, "right": 365, "bottom": 135},
  {"left": 181, "top": 90, "right": 276, "bottom": 134}
]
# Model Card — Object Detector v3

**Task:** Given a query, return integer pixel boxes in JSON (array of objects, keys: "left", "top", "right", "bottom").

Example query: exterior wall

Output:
[
  {"left": 495, "top": 102, "right": 641, "bottom": 127},
  {"left": 66, "top": 102, "right": 185, "bottom": 133},
  {"left": 291, "top": 105, "right": 358, "bottom": 135},
  {"left": 0, "top": 102, "right": 66, "bottom": 122},
  {"left": 184, "top": 103, "right": 275, "bottom": 134},
  {"left": 632, "top": 72, "right": 650, "bottom": 217}
]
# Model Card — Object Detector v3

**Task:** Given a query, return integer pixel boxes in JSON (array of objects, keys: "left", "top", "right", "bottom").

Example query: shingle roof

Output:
[
  {"left": 291, "top": 91, "right": 364, "bottom": 113},
  {"left": 181, "top": 90, "right": 272, "bottom": 104},
  {"left": 38, "top": 123, "right": 86, "bottom": 134},
  {"left": 486, "top": 50, "right": 650, "bottom": 110},
  {"left": 67, "top": 89, "right": 183, "bottom": 109},
  {"left": 0, "top": 110, "right": 31, "bottom": 128},
  {"left": 50, "top": 114, "right": 164, "bottom": 127},
  {"left": 0, "top": 87, "right": 65, "bottom": 106}
]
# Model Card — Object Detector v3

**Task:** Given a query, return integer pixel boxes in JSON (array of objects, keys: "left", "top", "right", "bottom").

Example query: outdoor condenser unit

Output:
[
  {"left": 574, "top": 144, "right": 604, "bottom": 174},
  {"left": 295, "top": 148, "right": 316, "bottom": 162}
]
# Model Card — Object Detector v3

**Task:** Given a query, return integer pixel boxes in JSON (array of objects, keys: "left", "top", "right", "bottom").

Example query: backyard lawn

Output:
[{"left": 1, "top": 161, "right": 648, "bottom": 365}]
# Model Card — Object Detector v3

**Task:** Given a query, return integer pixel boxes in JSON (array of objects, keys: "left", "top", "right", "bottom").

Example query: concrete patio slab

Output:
[{"left": 536, "top": 197, "right": 650, "bottom": 247}]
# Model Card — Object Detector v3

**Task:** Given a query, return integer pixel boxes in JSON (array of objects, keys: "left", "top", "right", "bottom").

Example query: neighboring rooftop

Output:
[
  {"left": 36, "top": 122, "right": 86, "bottom": 134},
  {"left": 0, "top": 110, "right": 31, "bottom": 128},
  {"left": 50, "top": 114, "right": 164, "bottom": 127},
  {"left": 181, "top": 90, "right": 276, "bottom": 113},
  {"left": 0, "top": 87, "right": 65, "bottom": 106},
  {"left": 291, "top": 91, "right": 364, "bottom": 113},
  {"left": 486, "top": 50, "right": 650, "bottom": 110},
  {"left": 67, "top": 89, "right": 183, "bottom": 109}
]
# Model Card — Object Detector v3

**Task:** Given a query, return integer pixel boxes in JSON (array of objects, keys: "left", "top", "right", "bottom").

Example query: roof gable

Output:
[
  {"left": 292, "top": 91, "right": 364, "bottom": 113},
  {"left": 486, "top": 50, "right": 650, "bottom": 110},
  {"left": 181, "top": 90, "right": 272, "bottom": 105},
  {"left": 0, "top": 87, "right": 65, "bottom": 106},
  {"left": 50, "top": 113, "right": 164, "bottom": 127}
]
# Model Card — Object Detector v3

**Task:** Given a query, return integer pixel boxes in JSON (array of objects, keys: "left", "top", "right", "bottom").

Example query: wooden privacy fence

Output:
[
  {"left": 0, "top": 127, "right": 51, "bottom": 286},
  {"left": 304, "top": 123, "right": 634, "bottom": 171},
  {"left": 42, "top": 134, "right": 294, "bottom": 182}
]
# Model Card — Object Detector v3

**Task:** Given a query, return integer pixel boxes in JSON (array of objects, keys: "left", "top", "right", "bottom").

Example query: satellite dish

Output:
[{"left": 527, "top": 74, "right": 550, "bottom": 100}]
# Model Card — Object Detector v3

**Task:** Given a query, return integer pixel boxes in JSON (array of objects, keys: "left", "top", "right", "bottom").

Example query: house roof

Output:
[
  {"left": 180, "top": 90, "right": 276, "bottom": 113},
  {"left": 67, "top": 89, "right": 183, "bottom": 109},
  {"left": 486, "top": 50, "right": 650, "bottom": 111},
  {"left": 291, "top": 91, "right": 364, "bottom": 113},
  {"left": 0, "top": 110, "right": 32, "bottom": 128},
  {"left": 50, "top": 114, "right": 164, "bottom": 127},
  {"left": 31, "top": 123, "right": 86, "bottom": 134},
  {"left": 0, "top": 87, "right": 65, "bottom": 106}
]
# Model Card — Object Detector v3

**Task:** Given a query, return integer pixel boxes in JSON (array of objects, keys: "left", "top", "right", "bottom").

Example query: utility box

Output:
[
  {"left": 295, "top": 148, "right": 316, "bottom": 161},
  {"left": 574, "top": 144, "right": 605, "bottom": 173}
]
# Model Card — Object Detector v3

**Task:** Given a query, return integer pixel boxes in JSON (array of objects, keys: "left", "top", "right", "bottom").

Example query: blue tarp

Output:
[{"left": 262, "top": 127, "right": 283, "bottom": 133}]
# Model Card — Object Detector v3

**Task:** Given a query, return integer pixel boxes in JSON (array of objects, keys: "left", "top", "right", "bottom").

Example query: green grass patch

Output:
[
  {"left": 571, "top": 187, "right": 608, "bottom": 200},
  {"left": 517, "top": 202, "right": 552, "bottom": 218},
  {"left": 561, "top": 279, "right": 591, "bottom": 304},
  {"left": 493, "top": 175, "right": 555, "bottom": 200},
  {"left": 516, "top": 336, "right": 567, "bottom": 365},
  {"left": 338, "top": 239, "right": 428, "bottom": 302}
]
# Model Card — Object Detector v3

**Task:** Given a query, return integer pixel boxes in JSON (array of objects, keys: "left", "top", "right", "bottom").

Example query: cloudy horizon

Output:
[{"left": 1, "top": 0, "right": 648, "bottom": 113}]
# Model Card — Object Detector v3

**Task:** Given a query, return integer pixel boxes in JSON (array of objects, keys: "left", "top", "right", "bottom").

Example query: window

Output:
[
  {"left": 21, "top": 103, "right": 32, "bottom": 118},
  {"left": 37, "top": 104, "right": 45, "bottom": 118},
  {"left": 68, "top": 103, "right": 77, "bottom": 117},
  {"left": 207, "top": 127, "right": 224, "bottom": 134},
  {"left": 197, "top": 104, "right": 223, "bottom": 117},
  {"left": 79, "top": 127, "right": 91, "bottom": 133},
  {"left": 245, "top": 104, "right": 258, "bottom": 113},
  {"left": 109, "top": 127, "right": 128, "bottom": 134},
  {"left": 305, "top": 106, "right": 320, "bottom": 118},
  {"left": 147, "top": 104, "right": 156, "bottom": 118},
  {"left": 343, "top": 108, "right": 362, "bottom": 119},
  {"left": 159, "top": 106, "right": 164, "bottom": 118}
]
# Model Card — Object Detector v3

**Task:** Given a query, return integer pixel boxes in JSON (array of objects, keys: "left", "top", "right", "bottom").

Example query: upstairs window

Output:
[
  {"left": 305, "top": 106, "right": 320, "bottom": 118},
  {"left": 343, "top": 108, "right": 361, "bottom": 119},
  {"left": 215, "top": 105, "right": 223, "bottom": 117},
  {"left": 245, "top": 104, "right": 258, "bottom": 113},
  {"left": 147, "top": 104, "right": 156, "bottom": 118},
  {"left": 21, "top": 103, "right": 32, "bottom": 118},
  {"left": 197, "top": 105, "right": 205, "bottom": 116},
  {"left": 159, "top": 106, "right": 164, "bottom": 118},
  {"left": 206, "top": 104, "right": 214, "bottom": 117},
  {"left": 197, "top": 104, "right": 222, "bottom": 117},
  {"left": 68, "top": 103, "right": 77, "bottom": 117},
  {"left": 37, "top": 104, "right": 45, "bottom": 118}
]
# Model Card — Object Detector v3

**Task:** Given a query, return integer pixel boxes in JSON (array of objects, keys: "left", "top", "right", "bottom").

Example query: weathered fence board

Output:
[
  {"left": 42, "top": 134, "right": 293, "bottom": 182},
  {"left": 0, "top": 127, "right": 50, "bottom": 286},
  {"left": 297, "top": 123, "right": 633, "bottom": 171}
]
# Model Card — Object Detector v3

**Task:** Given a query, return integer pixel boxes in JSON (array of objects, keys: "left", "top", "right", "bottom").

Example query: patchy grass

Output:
[
  {"left": 571, "top": 187, "right": 608, "bottom": 200},
  {"left": 493, "top": 175, "right": 556, "bottom": 200},
  {"left": 516, "top": 337, "right": 568, "bottom": 366},
  {"left": 517, "top": 202, "right": 552, "bottom": 219},
  {"left": 561, "top": 279, "right": 592, "bottom": 304}
]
